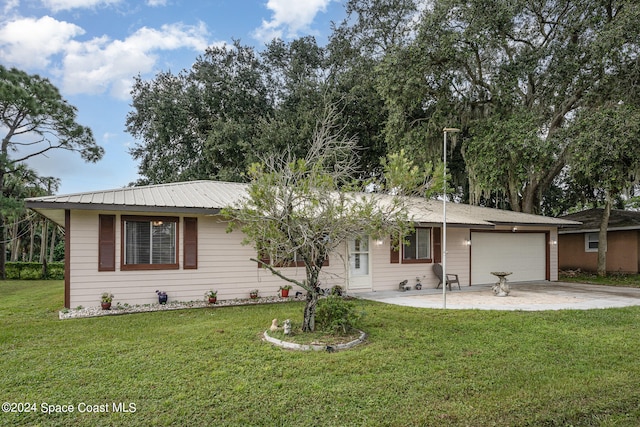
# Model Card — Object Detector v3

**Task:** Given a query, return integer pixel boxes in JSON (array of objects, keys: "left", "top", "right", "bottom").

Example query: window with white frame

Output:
[
  {"left": 585, "top": 232, "right": 599, "bottom": 252},
  {"left": 403, "top": 228, "right": 431, "bottom": 262},
  {"left": 122, "top": 216, "right": 178, "bottom": 269}
]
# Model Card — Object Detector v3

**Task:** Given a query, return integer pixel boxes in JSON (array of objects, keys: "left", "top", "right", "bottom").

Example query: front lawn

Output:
[{"left": 1, "top": 280, "right": 639, "bottom": 426}]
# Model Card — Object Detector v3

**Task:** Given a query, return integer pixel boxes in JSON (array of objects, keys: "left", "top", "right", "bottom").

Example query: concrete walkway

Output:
[{"left": 355, "top": 281, "right": 640, "bottom": 311}]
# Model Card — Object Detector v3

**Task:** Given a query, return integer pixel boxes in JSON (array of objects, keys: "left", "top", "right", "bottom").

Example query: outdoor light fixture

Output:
[
  {"left": 464, "top": 239, "right": 472, "bottom": 246},
  {"left": 442, "top": 127, "right": 461, "bottom": 309}
]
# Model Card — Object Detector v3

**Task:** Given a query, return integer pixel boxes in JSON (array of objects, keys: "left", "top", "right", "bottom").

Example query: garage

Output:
[{"left": 471, "top": 232, "right": 548, "bottom": 285}]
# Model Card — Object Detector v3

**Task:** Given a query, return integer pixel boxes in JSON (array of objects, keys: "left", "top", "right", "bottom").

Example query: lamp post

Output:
[{"left": 442, "top": 127, "right": 460, "bottom": 309}]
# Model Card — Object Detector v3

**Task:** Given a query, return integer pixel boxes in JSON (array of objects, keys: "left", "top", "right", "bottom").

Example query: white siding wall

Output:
[
  {"left": 68, "top": 210, "right": 345, "bottom": 308},
  {"left": 365, "top": 227, "right": 471, "bottom": 292},
  {"left": 445, "top": 228, "right": 472, "bottom": 286},
  {"left": 67, "top": 210, "right": 560, "bottom": 307},
  {"left": 549, "top": 228, "right": 559, "bottom": 281}
]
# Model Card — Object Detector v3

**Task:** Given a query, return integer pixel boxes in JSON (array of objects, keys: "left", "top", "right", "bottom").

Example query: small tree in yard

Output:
[{"left": 224, "top": 104, "right": 418, "bottom": 332}]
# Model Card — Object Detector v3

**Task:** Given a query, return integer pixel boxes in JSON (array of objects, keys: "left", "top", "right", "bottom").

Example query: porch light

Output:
[
  {"left": 464, "top": 239, "right": 471, "bottom": 246},
  {"left": 442, "top": 127, "right": 461, "bottom": 309}
]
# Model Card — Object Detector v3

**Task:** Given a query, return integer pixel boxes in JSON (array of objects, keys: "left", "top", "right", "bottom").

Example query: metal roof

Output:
[
  {"left": 403, "top": 197, "right": 578, "bottom": 227},
  {"left": 25, "top": 180, "right": 580, "bottom": 228},
  {"left": 26, "top": 180, "right": 247, "bottom": 209}
]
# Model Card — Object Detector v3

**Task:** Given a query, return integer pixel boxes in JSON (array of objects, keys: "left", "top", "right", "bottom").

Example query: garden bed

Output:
[{"left": 59, "top": 295, "right": 302, "bottom": 320}]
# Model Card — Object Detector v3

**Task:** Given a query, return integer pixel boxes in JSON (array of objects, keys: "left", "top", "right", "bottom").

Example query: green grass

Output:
[
  {"left": 560, "top": 271, "right": 640, "bottom": 288},
  {"left": 1, "top": 280, "right": 640, "bottom": 426}
]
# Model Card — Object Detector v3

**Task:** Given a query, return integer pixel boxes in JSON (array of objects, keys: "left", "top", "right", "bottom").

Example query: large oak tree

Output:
[{"left": 373, "top": 0, "right": 639, "bottom": 212}]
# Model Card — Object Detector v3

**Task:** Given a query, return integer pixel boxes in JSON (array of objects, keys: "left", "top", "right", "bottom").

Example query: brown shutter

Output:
[
  {"left": 390, "top": 235, "right": 400, "bottom": 264},
  {"left": 433, "top": 227, "right": 442, "bottom": 263},
  {"left": 98, "top": 215, "right": 116, "bottom": 271},
  {"left": 183, "top": 217, "right": 198, "bottom": 269}
]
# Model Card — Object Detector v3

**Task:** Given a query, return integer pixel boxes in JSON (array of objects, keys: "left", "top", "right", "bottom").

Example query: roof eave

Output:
[
  {"left": 25, "top": 201, "right": 221, "bottom": 217},
  {"left": 490, "top": 221, "right": 578, "bottom": 227}
]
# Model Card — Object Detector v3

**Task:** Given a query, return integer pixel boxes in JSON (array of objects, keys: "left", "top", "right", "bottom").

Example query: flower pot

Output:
[
  {"left": 250, "top": 293, "right": 258, "bottom": 299},
  {"left": 208, "top": 297, "right": 217, "bottom": 304},
  {"left": 280, "top": 289, "right": 290, "bottom": 298},
  {"left": 101, "top": 302, "right": 111, "bottom": 310},
  {"left": 158, "top": 295, "right": 168, "bottom": 304}
]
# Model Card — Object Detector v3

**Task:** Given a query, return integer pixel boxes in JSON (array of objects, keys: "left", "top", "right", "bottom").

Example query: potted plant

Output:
[
  {"left": 205, "top": 290, "right": 217, "bottom": 304},
  {"left": 249, "top": 289, "right": 259, "bottom": 299},
  {"left": 155, "top": 290, "right": 168, "bottom": 304},
  {"left": 101, "top": 292, "right": 113, "bottom": 310},
  {"left": 279, "top": 285, "right": 292, "bottom": 298}
]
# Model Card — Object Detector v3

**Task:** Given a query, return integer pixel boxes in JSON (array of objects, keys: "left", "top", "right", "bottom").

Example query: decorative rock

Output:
[{"left": 263, "top": 329, "right": 367, "bottom": 352}]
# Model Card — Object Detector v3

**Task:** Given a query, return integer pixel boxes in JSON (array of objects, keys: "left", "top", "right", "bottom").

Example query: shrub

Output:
[
  {"left": 3, "top": 262, "right": 65, "bottom": 280},
  {"left": 330, "top": 285, "right": 343, "bottom": 296},
  {"left": 316, "top": 295, "right": 361, "bottom": 334},
  {"left": 5, "top": 263, "right": 21, "bottom": 279},
  {"left": 20, "top": 267, "right": 42, "bottom": 280},
  {"left": 46, "top": 263, "right": 65, "bottom": 280}
]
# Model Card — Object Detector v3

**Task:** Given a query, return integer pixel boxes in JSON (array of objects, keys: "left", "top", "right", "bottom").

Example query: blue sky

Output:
[{"left": 0, "top": 0, "right": 347, "bottom": 194}]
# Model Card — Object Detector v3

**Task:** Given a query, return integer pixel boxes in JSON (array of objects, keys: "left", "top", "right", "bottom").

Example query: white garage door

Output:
[{"left": 471, "top": 232, "right": 546, "bottom": 285}]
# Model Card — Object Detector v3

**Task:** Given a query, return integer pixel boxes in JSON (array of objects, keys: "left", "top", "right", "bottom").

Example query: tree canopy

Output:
[
  {"left": 0, "top": 65, "right": 103, "bottom": 277},
  {"left": 126, "top": 0, "right": 640, "bottom": 218},
  {"left": 567, "top": 102, "right": 640, "bottom": 274},
  {"left": 0, "top": 66, "right": 103, "bottom": 167}
]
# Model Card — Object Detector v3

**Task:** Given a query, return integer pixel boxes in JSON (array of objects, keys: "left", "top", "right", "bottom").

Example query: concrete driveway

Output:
[{"left": 356, "top": 281, "right": 640, "bottom": 311}]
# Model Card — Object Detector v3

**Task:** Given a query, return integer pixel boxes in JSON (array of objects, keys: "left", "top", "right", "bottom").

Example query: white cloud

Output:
[
  {"left": 146, "top": 0, "right": 167, "bottom": 6},
  {"left": 3, "top": 0, "right": 19, "bottom": 15},
  {"left": 41, "top": 0, "right": 122, "bottom": 13},
  {"left": 102, "top": 132, "right": 119, "bottom": 142},
  {"left": 61, "top": 22, "right": 210, "bottom": 98},
  {"left": 0, "top": 16, "right": 84, "bottom": 68},
  {"left": 253, "top": 0, "right": 333, "bottom": 42},
  {"left": 0, "top": 13, "right": 209, "bottom": 99}
]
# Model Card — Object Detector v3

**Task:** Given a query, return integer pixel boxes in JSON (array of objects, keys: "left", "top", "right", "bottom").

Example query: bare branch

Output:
[{"left": 250, "top": 258, "right": 308, "bottom": 289}]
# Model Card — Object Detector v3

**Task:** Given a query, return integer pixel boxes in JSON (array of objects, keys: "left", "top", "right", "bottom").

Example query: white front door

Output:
[{"left": 348, "top": 236, "right": 372, "bottom": 291}]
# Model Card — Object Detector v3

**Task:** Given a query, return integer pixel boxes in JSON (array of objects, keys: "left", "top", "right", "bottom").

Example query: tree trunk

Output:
[
  {"left": 0, "top": 171, "right": 5, "bottom": 279},
  {"left": 507, "top": 171, "right": 521, "bottom": 212},
  {"left": 29, "top": 221, "right": 35, "bottom": 262},
  {"left": 597, "top": 198, "right": 611, "bottom": 277},
  {"left": 48, "top": 225, "right": 57, "bottom": 263},
  {"left": 302, "top": 290, "right": 320, "bottom": 332},
  {"left": 40, "top": 219, "right": 48, "bottom": 263},
  {"left": 10, "top": 219, "right": 19, "bottom": 262},
  {"left": 302, "top": 264, "right": 322, "bottom": 332}
]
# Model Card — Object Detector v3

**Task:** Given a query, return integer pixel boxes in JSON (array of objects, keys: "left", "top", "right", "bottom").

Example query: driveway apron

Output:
[{"left": 355, "top": 282, "right": 640, "bottom": 311}]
